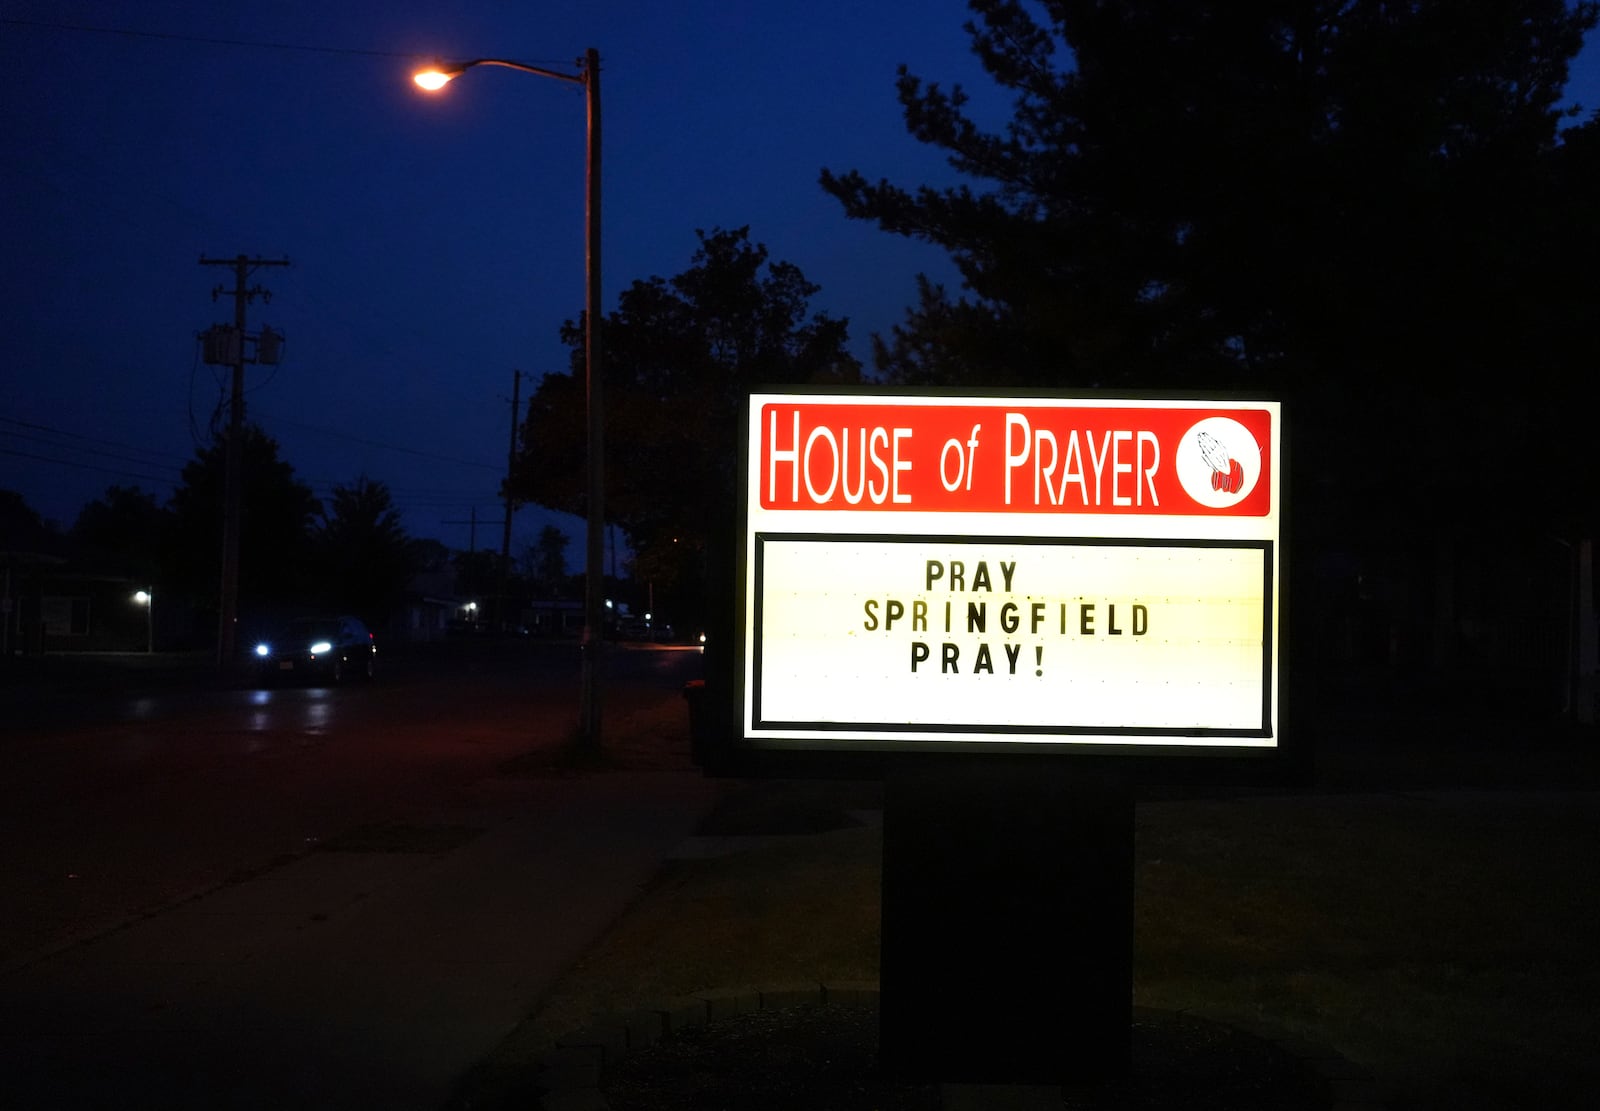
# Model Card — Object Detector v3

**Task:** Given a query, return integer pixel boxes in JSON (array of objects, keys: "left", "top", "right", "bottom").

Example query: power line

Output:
[
  {"left": 255, "top": 411, "right": 503, "bottom": 471},
  {"left": 0, "top": 447, "right": 179, "bottom": 488},
  {"left": 2, "top": 432, "right": 500, "bottom": 511},
  {"left": 0, "top": 17, "right": 426, "bottom": 60},
  {"left": 0, "top": 17, "right": 573, "bottom": 66},
  {"left": 298, "top": 480, "right": 501, "bottom": 506},
  {"left": 0, "top": 429, "right": 184, "bottom": 474},
  {"left": 387, "top": 485, "right": 530, "bottom": 504},
  {"left": 0, "top": 416, "right": 191, "bottom": 467}
]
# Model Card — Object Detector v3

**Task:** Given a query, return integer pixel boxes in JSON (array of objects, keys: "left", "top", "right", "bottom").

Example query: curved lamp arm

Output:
[{"left": 413, "top": 57, "right": 587, "bottom": 91}]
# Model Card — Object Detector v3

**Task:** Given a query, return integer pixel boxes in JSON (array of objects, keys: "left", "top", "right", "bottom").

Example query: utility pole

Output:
[
  {"left": 445, "top": 506, "right": 512, "bottom": 555},
  {"left": 579, "top": 46, "right": 605, "bottom": 755},
  {"left": 496, "top": 370, "right": 522, "bottom": 632},
  {"left": 199, "top": 253, "right": 290, "bottom": 670}
]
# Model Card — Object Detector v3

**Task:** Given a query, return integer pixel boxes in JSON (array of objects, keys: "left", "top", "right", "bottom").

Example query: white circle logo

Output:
[{"left": 1176, "top": 417, "right": 1261, "bottom": 508}]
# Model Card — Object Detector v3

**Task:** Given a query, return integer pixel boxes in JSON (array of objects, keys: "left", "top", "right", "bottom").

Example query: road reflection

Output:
[
  {"left": 241, "top": 685, "right": 339, "bottom": 736},
  {"left": 2, "top": 641, "right": 704, "bottom": 741}
]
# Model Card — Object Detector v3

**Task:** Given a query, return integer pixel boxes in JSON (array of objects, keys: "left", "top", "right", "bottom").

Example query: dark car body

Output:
[{"left": 251, "top": 615, "right": 377, "bottom": 683}]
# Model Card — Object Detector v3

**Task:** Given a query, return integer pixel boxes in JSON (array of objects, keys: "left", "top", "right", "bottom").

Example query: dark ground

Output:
[
  {"left": 599, "top": 1003, "right": 1338, "bottom": 1111},
  {"left": 6, "top": 650, "right": 1596, "bottom": 1109}
]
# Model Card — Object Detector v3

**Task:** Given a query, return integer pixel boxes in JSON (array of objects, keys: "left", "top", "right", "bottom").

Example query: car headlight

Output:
[
  {"left": 310, "top": 641, "right": 332, "bottom": 655},
  {"left": 255, "top": 643, "right": 270, "bottom": 657}
]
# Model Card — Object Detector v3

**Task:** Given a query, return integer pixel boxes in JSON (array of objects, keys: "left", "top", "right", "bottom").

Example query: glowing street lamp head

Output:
[{"left": 413, "top": 66, "right": 458, "bottom": 91}]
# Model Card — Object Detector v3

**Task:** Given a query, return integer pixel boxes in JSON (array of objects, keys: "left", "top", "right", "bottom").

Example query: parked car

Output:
[
  {"left": 251, "top": 615, "right": 377, "bottom": 683},
  {"left": 612, "top": 615, "right": 676, "bottom": 642},
  {"left": 613, "top": 616, "right": 651, "bottom": 641}
]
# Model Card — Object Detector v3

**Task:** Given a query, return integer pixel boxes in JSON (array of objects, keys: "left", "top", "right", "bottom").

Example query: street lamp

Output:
[
  {"left": 133, "top": 590, "right": 153, "bottom": 654},
  {"left": 413, "top": 50, "right": 605, "bottom": 754}
]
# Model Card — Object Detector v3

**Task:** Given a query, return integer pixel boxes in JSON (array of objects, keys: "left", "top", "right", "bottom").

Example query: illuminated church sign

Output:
[{"left": 738, "top": 393, "right": 1282, "bottom": 754}]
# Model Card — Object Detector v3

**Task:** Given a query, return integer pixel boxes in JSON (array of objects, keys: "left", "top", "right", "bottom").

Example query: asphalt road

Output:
[{"left": 0, "top": 640, "right": 705, "bottom": 969}]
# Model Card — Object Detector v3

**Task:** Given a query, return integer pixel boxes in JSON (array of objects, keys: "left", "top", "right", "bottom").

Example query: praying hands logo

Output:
[
  {"left": 1177, "top": 417, "right": 1262, "bottom": 508},
  {"left": 1197, "top": 430, "right": 1245, "bottom": 494}
]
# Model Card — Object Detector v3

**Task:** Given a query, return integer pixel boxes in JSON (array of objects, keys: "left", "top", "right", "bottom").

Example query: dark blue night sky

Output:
[{"left": 4, "top": 1, "right": 1597, "bottom": 562}]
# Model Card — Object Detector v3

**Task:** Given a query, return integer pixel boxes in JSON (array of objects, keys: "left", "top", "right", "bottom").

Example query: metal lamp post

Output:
[
  {"left": 414, "top": 50, "right": 605, "bottom": 754},
  {"left": 133, "top": 590, "right": 153, "bottom": 654}
]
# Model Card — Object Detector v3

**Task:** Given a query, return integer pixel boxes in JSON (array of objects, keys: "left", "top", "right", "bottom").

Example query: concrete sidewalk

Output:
[{"left": 0, "top": 765, "right": 727, "bottom": 1109}]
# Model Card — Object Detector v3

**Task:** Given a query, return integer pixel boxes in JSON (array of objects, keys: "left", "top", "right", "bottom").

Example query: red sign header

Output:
[{"left": 757, "top": 401, "right": 1273, "bottom": 516}]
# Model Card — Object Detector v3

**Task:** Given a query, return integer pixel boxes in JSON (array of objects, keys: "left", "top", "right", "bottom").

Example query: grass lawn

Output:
[
  {"left": 455, "top": 700, "right": 1600, "bottom": 1111},
  {"left": 1135, "top": 789, "right": 1600, "bottom": 1109}
]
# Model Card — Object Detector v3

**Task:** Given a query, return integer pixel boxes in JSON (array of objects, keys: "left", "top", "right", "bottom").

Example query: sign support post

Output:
[{"left": 881, "top": 757, "right": 1133, "bottom": 1087}]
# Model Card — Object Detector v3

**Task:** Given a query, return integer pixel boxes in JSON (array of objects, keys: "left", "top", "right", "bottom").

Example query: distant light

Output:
[
  {"left": 133, "top": 590, "right": 151, "bottom": 605},
  {"left": 605, "top": 599, "right": 614, "bottom": 609},
  {"left": 413, "top": 69, "right": 454, "bottom": 91},
  {"left": 255, "top": 643, "right": 270, "bottom": 657},
  {"left": 310, "top": 641, "right": 332, "bottom": 655},
  {"left": 644, "top": 613, "right": 652, "bottom": 622}
]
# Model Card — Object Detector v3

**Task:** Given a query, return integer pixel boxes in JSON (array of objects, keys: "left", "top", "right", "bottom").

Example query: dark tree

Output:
[
  {"left": 414, "top": 537, "right": 453, "bottom": 572},
  {"left": 523, "top": 524, "right": 572, "bottom": 598},
  {"left": 509, "top": 226, "right": 862, "bottom": 625},
  {"left": 71, "top": 486, "right": 171, "bottom": 578},
  {"left": 167, "top": 424, "right": 320, "bottom": 616},
  {"left": 0, "top": 489, "right": 56, "bottom": 552},
  {"left": 823, "top": 0, "right": 1597, "bottom": 393},
  {"left": 310, "top": 476, "right": 419, "bottom": 627}
]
